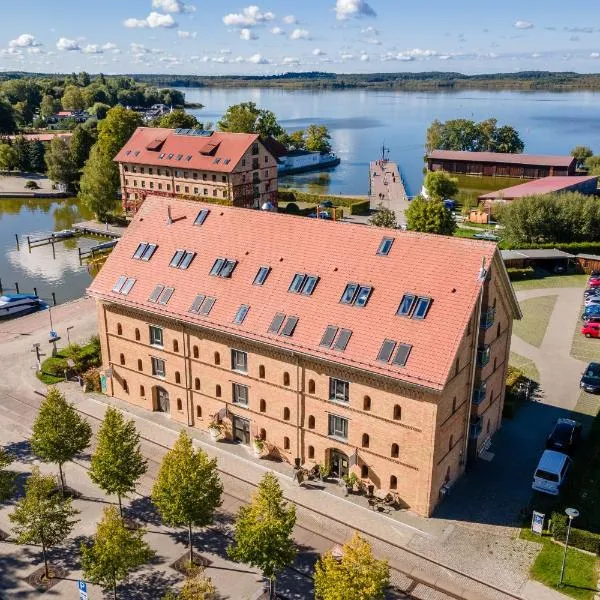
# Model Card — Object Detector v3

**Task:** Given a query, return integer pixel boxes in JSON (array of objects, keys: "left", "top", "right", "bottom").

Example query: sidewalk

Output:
[{"left": 59, "top": 383, "right": 569, "bottom": 600}]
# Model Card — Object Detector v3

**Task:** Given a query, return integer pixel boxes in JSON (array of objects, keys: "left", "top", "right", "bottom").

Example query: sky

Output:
[{"left": 3, "top": 0, "right": 600, "bottom": 75}]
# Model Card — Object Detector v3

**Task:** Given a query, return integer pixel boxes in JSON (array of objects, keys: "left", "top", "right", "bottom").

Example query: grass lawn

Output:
[
  {"left": 512, "top": 295, "right": 558, "bottom": 348},
  {"left": 512, "top": 273, "right": 589, "bottom": 292},
  {"left": 520, "top": 528, "right": 598, "bottom": 600},
  {"left": 509, "top": 351, "right": 540, "bottom": 383}
]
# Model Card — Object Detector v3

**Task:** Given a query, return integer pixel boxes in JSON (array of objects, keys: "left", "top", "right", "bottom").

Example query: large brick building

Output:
[
  {"left": 114, "top": 127, "right": 278, "bottom": 215},
  {"left": 88, "top": 196, "right": 520, "bottom": 517}
]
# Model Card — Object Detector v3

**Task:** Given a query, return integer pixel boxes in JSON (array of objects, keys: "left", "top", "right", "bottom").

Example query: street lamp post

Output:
[{"left": 559, "top": 507, "right": 579, "bottom": 586}]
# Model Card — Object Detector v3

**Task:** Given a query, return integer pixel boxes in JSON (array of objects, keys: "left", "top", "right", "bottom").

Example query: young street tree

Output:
[
  {"left": 89, "top": 407, "right": 147, "bottom": 518},
  {"left": 163, "top": 566, "right": 217, "bottom": 600},
  {"left": 228, "top": 472, "right": 296, "bottom": 599},
  {"left": 30, "top": 386, "right": 92, "bottom": 495},
  {"left": 369, "top": 203, "right": 397, "bottom": 228},
  {"left": 405, "top": 196, "right": 456, "bottom": 236},
  {"left": 423, "top": 170, "right": 458, "bottom": 201},
  {"left": 0, "top": 447, "right": 16, "bottom": 501},
  {"left": 152, "top": 431, "right": 223, "bottom": 566},
  {"left": 9, "top": 467, "right": 79, "bottom": 580},
  {"left": 314, "top": 533, "right": 390, "bottom": 600},
  {"left": 81, "top": 505, "right": 154, "bottom": 600}
]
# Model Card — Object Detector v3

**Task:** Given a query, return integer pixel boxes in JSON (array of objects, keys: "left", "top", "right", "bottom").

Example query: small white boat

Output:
[
  {"left": 0, "top": 294, "right": 47, "bottom": 319},
  {"left": 52, "top": 229, "right": 76, "bottom": 239}
]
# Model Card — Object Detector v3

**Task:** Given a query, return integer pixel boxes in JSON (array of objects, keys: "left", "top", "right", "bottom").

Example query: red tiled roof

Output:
[
  {"left": 479, "top": 175, "right": 598, "bottom": 200},
  {"left": 428, "top": 150, "right": 575, "bottom": 168},
  {"left": 88, "top": 196, "right": 505, "bottom": 391},
  {"left": 113, "top": 127, "right": 265, "bottom": 173}
]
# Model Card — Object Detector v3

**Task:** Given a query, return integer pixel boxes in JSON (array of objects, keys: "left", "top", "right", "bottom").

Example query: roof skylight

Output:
[
  {"left": 132, "top": 242, "right": 157, "bottom": 261},
  {"left": 169, "top": 249, "right": 195, "bottom": 270},
  {"left": 377, "top": 237, "right": 394, "bottom": 256},
  {"left": 194, "top": 208, "right": 210, "bottom": 226},
  {"left": 340, "top": 283, "right": 372, "bottom": 307},
  {"left": 253, "top": 266, "right": 270, "bottom": 286},
  {"left": 288, "top": 273, "right": 319, "bottom": 296},
  {"left": 112, "top": 276, "right": 136, "bottom": 295}
]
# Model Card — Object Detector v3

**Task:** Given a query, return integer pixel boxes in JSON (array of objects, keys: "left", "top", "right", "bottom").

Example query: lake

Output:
[
  {"left": 2, "top": 88, "right": 600, "bottom": 305},
  {"left": 183, "top": 87, "right": 600, "bottom": 196}
]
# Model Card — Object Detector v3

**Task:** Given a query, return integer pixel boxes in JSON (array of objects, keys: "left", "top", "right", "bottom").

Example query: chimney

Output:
[{"left": 167, "top": 205, "right": 173, "bottom": 225}]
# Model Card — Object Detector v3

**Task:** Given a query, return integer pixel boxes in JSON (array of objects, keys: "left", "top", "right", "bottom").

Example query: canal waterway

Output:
[
  {"left": 3, "top": 88, "right": 600, "bottom": 304},
  {"left": 183, "top": 87, "right": 600, "bottom": 196}
]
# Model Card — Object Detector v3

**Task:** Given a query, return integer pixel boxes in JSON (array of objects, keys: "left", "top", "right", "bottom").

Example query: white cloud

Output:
[
  {"left": 335, "top": 0, "right": 376, "bottom": 20},
  {"left": 340, "top": 52, "right": 354, "bottom": 60},
  {"left": 381, "top": 48, "right": 439, "bottom": 61},
  {"left": 220, "top": 48, "right": 232, "bottom": 54},
  {"left": 361, "top": 25, "right": 378, "bottom": 35},
  {"left": 271, "top": 26, "right": 284, "bottom": 35},
  {"left": 223, "top": 6, "right": 275, "bottom": 27},
  {"left": 282, "top": 15, "right": 297, "bottom": 24},
  {"left": 130, "top": 42, "right": 160, "bottom": 57},
  {"left": 9, "top": 34, "right": 41, "bottom": 49},
  {"left": 27, "top": 47, "right": 43, "bottom": 55},
  {"left": 591, "top": 52, "right": 600, "bottom": 58},
  {"left": 56, "top": 37, "right": 80, "bottom": 51},
  {"left": 312, "top": 48, "right": 326, "bottom": 56},
  {"left": 82, "top": 44, "right": 103, "bottom": 54},
  {"left": 247, "top": 53, "right": 269, "bottom": 64},
  {"left": 178, "top": 30, "right": 197, "bottom": 38},
  {"left": 282, "top": 56, "right": 300, "bottom": 65},
  {"left": 514, "top": 20, "right": 534, "bottom": 29},
  {"left": 102, "top": 42, "right": 119, "bottom": 53},
  {"left": 152, "top": 0, "right": 195, "bottom": 13},
  {"left": 290, "top": 28, "right": 310, "bottom": 40},
  {"left": 124, "top": 12, "right": 177, "bottom": 29},
  {"left": 364, "top": 37, "right": 381, "bottom": 45},
  {"left": 360, "top": 52, "right": 369, "bottom": 61},
  {"left": 240, "top": 28, "right": 258, "bottom": 40}
]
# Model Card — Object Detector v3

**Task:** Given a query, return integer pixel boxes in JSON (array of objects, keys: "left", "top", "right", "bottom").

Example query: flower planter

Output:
[
  {"left": 253, "top": 445, "right": 262, "bottom": 458},
  {"left": 209, "top": 429, "right": 219, "bottom": 441}
]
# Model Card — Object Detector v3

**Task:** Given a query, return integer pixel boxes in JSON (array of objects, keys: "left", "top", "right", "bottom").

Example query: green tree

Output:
[
  {"left": 79, "top": 145, "right": 120, "bottom": 219},
  {"left": 154, "top": 109, "right": 200, "bottom": 129},
  {"left": 77, "top": 71, "right": 91, "bottom": 87},
  {"left": 40, "top": 94, "right": 61, "bottom": 119},
  {"left": 405, "top": 196, "right": 456, "bottom": 235},
  {"left": 28, "top": 140, "right": 46, "bottom": 173},
  {"left": 423, "top": 170, "right": 458, "bottom": 200},
  {"left": 0, "top": 99, "right": 17, "bottom": 134},
  {"left": 89, "top": 102, "right": 111, "bottom": 120},
  {"left": 492, "top": 124, "right": 524, "bottom": 153},
  {"left": 152, "top": 431, "right": 222, "bottom": 566},
  {"left": 95, "top": 105, "right": 142, "bottom": 158},
  {"left": 571, "top": 146, "right": 593, "bottom": 162},
  {"left": 30, "top": 386, "right": 92, "bottom": 495},
  {"left": 45, "top": 137, "right": 78, "bottom": 187},
  {"left": 163, "top": 566, "right": 217, "bottom": 600},
  {"left": 81, "top": 505, "right": 154, "bottom": 600},
  {"left": 278, "top": 129, "right": 306, "bottom": 151},
  {"left": 0, "top": 447, "right": 16, "bottom": 501},
  {"left": 314, "top": 533, "right": 389, "bottom": 600},
  {"left": 12, "top": 136, "right": 31, "bottom": 171},
  {"left": 218, "top": 102, "right": 284, "bottom": 138},
  {"left": 585, "top": 155, "right": 600, "bottom": 176},
  {"left": 9, "top": 467, "right": 79, "bottom": 579},
  {"left": 425, "top": 118, "right": 443, "bottom": 153},
  {"left": 228, "top": 472, "right": 296, "bottom": 599},
  {"left": 61, "top": 85, "right": 85, "bottom": 111},
  {"left": 305, "top": 124, "right": 332, "bottom": 153},
  {"left": 369, "top": 203, "right": 397, "bottom": 228},
  {"left": 71, "top": 125, "right": 96, "bottom": 169},
  {"left": 0, "top": 143, "right": 18, "bottom": 171},
  {"left": 89, "top": 407, "right": 147, "bottom": 517}
]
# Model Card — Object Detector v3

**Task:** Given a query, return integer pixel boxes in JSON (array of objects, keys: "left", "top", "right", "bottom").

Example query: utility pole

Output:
[{"left": 559, "top": 507, "right": 579, "bottom": 586}]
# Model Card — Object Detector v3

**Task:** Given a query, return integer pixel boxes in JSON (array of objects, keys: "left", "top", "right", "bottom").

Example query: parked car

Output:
[
  {"left": 308, "top": 211, "right": 332, "bottom": 220},
  {"left": 582, "top": 322, "right": 600, "bottom": 338},
  {"left": 582, "top": 305, "right": 600, "bottom": 320},
  {"left": 580, "top": 362, "right": 600, "bottom": 394},
  {"left": 588, "top": 274, "right": 600, "bottom": 287},
  {"left": 584, "top": 296, "right": 600, "bottom": 307},
  {"left": 546, "top": 418, "right": 582, "bottom": 455},
  {"left": 590, "top": 270, "right": 600, "bottom": 277},
  {"left": 584, "top": 288, "right": 600, "bottom": 298},
  {"left": 473, "top": 231, "right": 499, "bottom": 241},
  {"left": 584, "top": 315, "right": 600, "bottom": 325},
  {"left": 532, "top": 450, "right": 572, "bottom": 496}
]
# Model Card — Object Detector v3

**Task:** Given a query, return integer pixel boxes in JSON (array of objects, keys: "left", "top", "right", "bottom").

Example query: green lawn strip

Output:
[
  {"left": 512, "top": 274, "right": 589, "bottom": 291},
  {"left": 512, "top": 295, "right": 558, "bottom": 348},
  {"left": 520, "top": 528, "right": 598, "bottom": 600},
  {"left": 509, "top": 351, "right": 541, "bottom": 384}
]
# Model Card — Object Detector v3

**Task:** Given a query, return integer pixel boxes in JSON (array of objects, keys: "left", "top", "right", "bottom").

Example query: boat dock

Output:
[
  {"left": 78, "top": 240, "right": 119, "bottom": 262},
  {"left": 72, "top": 220, "right": 126, "bottom": 239},
  {"left": 369, "top": 159, "right": 410, "bottom": 225}
]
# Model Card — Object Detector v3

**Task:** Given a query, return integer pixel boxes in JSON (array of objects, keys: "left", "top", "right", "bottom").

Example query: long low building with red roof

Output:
[
  {"left": 114, "top": 127, "right": 279, "bottom": 215},
  {"left": 88, "top": 195, "right": 520, "bottom": 517}
]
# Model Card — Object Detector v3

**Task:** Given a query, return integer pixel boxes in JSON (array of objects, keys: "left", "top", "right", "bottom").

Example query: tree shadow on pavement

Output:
[
  {"left": 116, "top": 569, "right": 179, "bottom": 600},
  {"left": 127, "top": 495, "right": 163, "bottom": 527},
  {"left": 3, "top": 440, "right": 35, "bottom": 464}
]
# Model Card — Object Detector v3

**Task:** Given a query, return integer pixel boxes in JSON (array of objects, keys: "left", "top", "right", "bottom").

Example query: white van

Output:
[{"left": 532, "top": 450, "right": 572, "bottom": 496}]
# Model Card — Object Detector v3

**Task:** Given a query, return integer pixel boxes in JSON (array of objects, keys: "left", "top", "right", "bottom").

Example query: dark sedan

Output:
[
  {"left": 546, "top": 418, "right": 582, "bottom": 455},
  {"left": 580, "top": 362, "right": 600, "bottom": 394}
]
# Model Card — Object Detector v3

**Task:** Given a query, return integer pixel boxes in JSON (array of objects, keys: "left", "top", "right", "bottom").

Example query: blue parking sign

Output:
[{"left": 78, "top": 580, "right": 87, "bottom": 592}]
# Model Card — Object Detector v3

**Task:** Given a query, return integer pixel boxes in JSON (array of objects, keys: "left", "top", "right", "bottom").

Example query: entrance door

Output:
[
  {"left": 232, "top": 415, "right": 250, "bottom": 445},
  {"left": 156, "top": 387, "right": 170, "bottom": 413},
  {"left": 330, "top": 449, "right": 349, "bottom": 479}
]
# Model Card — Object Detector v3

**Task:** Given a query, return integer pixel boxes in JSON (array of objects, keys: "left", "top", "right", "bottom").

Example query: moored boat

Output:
[{"left": 0, "top": 294, "right": 47, "bottom": 319}]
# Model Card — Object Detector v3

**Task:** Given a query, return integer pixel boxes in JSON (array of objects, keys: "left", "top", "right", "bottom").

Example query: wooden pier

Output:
[
  {"left": 369, "top": 159, "right": 410, "bottom": 225},
  {"left": 78, "top": 240, "right": 118, "bottom": 261},
  {"left": 72, "top": 220, "right": 126, "bottom": 239}
]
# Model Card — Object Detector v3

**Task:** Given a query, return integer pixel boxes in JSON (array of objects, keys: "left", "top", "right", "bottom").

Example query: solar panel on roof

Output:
[{"left": 333, "top": 328, "right": 352, "bottom": 351}]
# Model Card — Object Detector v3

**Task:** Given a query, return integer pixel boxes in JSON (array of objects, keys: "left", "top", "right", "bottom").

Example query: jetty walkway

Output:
[{"left": 369, "top": 160, "right": 410, "bottom": 225}]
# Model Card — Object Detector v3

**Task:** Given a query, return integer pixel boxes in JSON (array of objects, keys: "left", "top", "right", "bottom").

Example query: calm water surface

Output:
[
  {"left": 184, "top": 88, "right": 600, "bottom": 196},
  {"left": 3, "top": 88, "right": 600, "bottom": 304}
]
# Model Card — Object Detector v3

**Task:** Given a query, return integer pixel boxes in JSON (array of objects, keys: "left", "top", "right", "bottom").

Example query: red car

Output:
[
  {"left": 582, "top": 322, "right": 600, "bottom": 338},
  {"left": 589, "top": 275, "right": 600, "bottom": 288}
]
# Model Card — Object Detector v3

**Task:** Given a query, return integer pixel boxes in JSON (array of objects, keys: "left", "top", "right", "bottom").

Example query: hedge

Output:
[
  {"left": 506, "top": 267, "right": 535, "bottom": 281},
  {"left": 551, "top": 512, "right": 600, "bottom": 555},
  {"left": 502, "top": 240, "right": 600, "bottom": 255},
  {"left": 178, "top": 193, "right": 233, "bottom": 207},
  {"left": 278, "top": 189, "right": 370, "bottom": 215}
]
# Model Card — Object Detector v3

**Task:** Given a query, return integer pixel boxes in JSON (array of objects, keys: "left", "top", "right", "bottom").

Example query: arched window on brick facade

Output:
[
  {"left": 308, "top": 415, "right": 315, "bottom": 429},
  {"left": 391, "top": 443, "right": 399, "bottom": 458}
]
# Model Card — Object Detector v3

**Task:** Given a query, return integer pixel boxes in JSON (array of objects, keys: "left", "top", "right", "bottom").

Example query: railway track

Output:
[{"left": 1, "top": 391, "right": 525, "bottom": 600}]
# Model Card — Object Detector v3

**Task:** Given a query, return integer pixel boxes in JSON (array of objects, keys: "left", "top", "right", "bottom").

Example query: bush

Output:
[
  {"left": 24, "top": 180, "right": 40, "bottom": 190},
  {"left": 285, "top": 202, "right": 300, "bottom": 214},
  {"left": 551, "top": 512, "right": 600, "bottom": 555},
  {"left": 507, "top": 267, "right": 535, "bottom": 280},
  {"left": 41, "top": 356, "right": 68, "bottom": 377},
  {"left": 83, "top": 368, "right": 101, "bottom": 393},
  {"left": 349, "top": 199, "right": 370, "bottom": 215}
]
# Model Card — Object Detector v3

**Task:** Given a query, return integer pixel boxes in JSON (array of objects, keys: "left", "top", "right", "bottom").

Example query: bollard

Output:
[
  {"left": 15, "top": 234, "right": 19, "bottom": 251},
  {"left": 0, "top": 278, "right": 2, "bottom": 293},
  {"left": 15, "top": 282, "right": 19, "bottom": 293},
  {"left": 52, "top": 292, "right": 57, "bottom": 306},
  {"left": 33, "top": 287, "right": 37, "bottom": 297},
  {"left": 27, "top": 235, "right": 31, "bottom": 253}
]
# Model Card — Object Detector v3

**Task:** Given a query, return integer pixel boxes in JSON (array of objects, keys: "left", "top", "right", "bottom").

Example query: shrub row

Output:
[
  {"left": 502, "top": 240, "right": 600, "bottom": 255},
  {"left": 551, "top": 512, "right": 600, "bottom": 555},
  {"left": 506, "top": 267, "right": 535, "bottom": 280},
  {"left": 277, "top": 190, "right": 370, "bottom": 215},
  {"left": 178, "top": 194, "right": 233, "bottom": 207}
]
